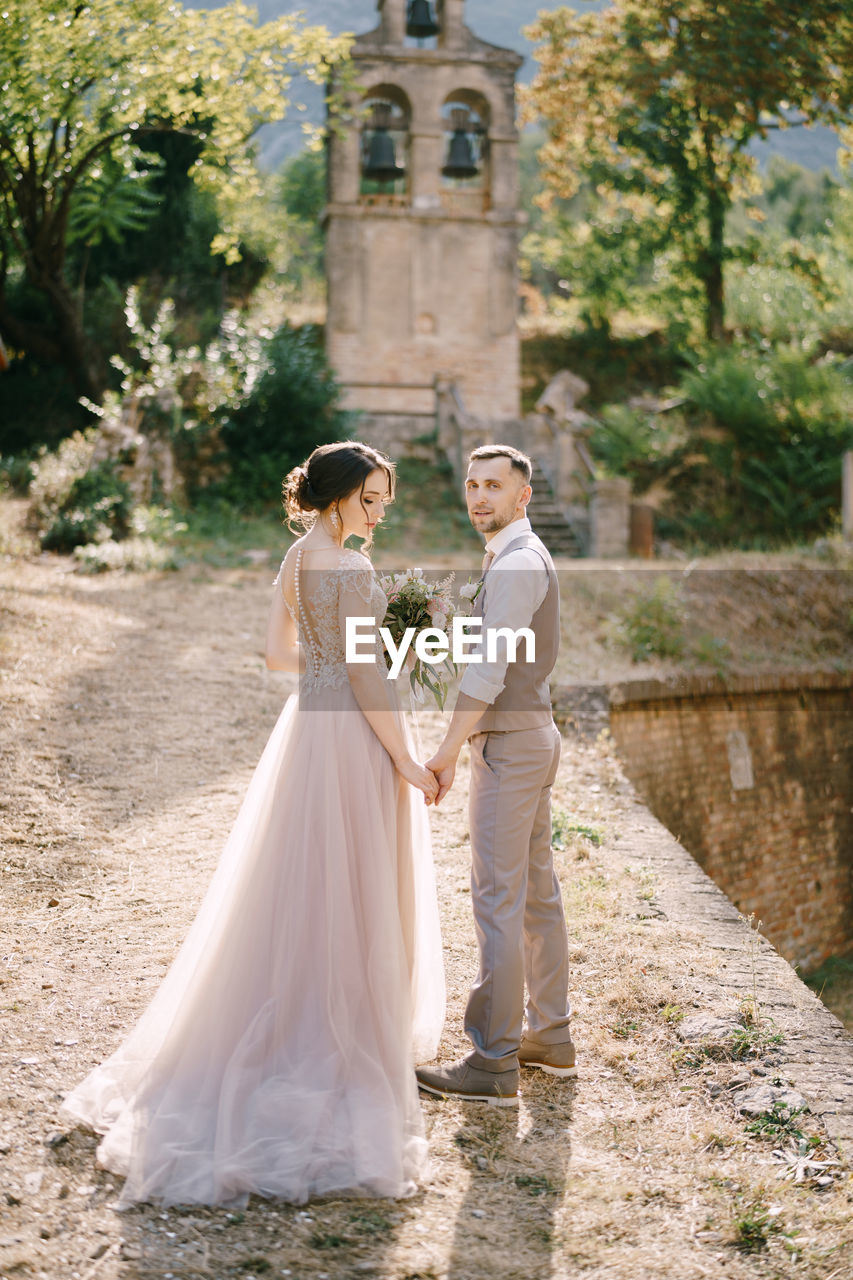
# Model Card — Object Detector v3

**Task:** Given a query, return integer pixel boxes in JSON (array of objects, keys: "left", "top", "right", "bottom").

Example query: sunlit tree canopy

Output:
[
  {"left": 523, "top": 0, "right": 853, "bottom": 338},
  {"left": 0, "top": 0, "right": 350, "bottom": 396}
]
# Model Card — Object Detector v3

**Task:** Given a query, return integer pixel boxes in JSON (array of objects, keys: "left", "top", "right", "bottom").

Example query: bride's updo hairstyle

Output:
[{"left": 282, "top": 440, "right": 396, "bottom": 547}]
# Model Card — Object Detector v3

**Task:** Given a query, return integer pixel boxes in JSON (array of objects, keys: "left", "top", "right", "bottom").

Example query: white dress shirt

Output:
[{"left": 458, "top": 516, "right": 549, "bottom": 705}]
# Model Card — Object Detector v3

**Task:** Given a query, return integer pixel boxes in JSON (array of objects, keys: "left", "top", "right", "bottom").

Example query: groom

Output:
[{"left": 418, "top": 445, "right": 575, "bottom": 1107}]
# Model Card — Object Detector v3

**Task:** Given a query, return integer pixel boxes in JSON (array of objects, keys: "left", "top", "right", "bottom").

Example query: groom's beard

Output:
[{"left": 471, "top": 509, "right": 517, "bottom": 535}]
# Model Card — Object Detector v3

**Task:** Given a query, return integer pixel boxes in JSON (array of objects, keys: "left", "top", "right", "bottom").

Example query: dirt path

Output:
[{"left": 1, "top": 557, "right": 851, "bottom": 1280}]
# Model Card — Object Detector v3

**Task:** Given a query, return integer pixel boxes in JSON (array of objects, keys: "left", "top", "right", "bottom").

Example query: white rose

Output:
[
  {"left": 431, "top": 611, "right": 448, "bottom": 631},
  {"left": 459, "top": 582, "right": 479, "bottom": 600}
]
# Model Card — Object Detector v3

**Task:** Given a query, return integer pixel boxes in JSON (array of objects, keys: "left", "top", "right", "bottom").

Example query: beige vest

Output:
[{"left": 475, "top": 531, "right": 560, "bottom": 733}]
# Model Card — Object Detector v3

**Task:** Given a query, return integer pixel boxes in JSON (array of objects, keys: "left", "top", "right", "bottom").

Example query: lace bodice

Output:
[{"left": 276, "top": 547, "right": 386, "bottom": 694}]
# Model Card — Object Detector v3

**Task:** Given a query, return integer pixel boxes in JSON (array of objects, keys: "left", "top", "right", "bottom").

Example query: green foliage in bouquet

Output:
[{"left": 380, "top": 570, "right": 457, "bottom": 711}]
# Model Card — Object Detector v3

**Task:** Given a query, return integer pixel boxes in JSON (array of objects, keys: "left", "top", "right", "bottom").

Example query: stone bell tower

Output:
[{"left": 324, "top": 0, "right": 524, "bottom": 454}]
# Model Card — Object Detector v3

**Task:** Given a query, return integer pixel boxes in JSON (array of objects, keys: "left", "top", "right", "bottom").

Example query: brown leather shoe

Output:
[
  {"left": 416, "top": 1056, "right": 519, "bottom": 1107},
  {"left": 518, "top": 1036, "right": 577, "bottom": 1078}
]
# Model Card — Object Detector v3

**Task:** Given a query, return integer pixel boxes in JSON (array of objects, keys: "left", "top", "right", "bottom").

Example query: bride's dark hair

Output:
[{"left": 282, "top": 441, "right": 396, "bottom": 545}]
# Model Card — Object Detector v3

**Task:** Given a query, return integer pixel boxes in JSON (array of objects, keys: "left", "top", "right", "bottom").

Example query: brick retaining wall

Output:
[{"left": 556, "top": 672, "right": 853, "bottom": 973}]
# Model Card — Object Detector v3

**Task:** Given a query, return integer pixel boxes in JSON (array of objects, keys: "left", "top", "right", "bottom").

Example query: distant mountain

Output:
[{"left": 190, "top": 1, "right": 841, "bottom": 173}]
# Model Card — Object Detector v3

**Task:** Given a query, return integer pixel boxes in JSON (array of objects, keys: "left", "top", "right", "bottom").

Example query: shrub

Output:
[
  {"left": 216, "top": 324, "right": 350, "bottom": 510},
  {"left": 680, "top": 350, "right": 777, "bottom": 441},
  {"left": 591, "top": 404, "right": 658, "bottom": 476},
  {"left": 0, "top": 454, "right": 36, "bottom": 494},
  {"left": 40, "top": 461, "right": 133, "bottom": 551},
  {"left": 28, "top": 429, "right": 99, "bottom": 528},
  {"left": 661, "top": 345, "right": 853, "bottom": 546},
  {"left": 681, "top": 345, "right": 852, "bottom": 448},
  {"left": 614, "top": 576, "right": 686, "bottom": 662},
  {"left": 73, "top": 536, "right": 178, "bottom": 573},
  {"left": 591, "top": 402, "right": 685, "bottom": 484},
  {"left": 726, "top": 258, "right": 827, "bottom": 349}
]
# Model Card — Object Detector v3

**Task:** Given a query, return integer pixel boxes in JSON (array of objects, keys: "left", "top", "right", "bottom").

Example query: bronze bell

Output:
[
  {"left": 362, "top": 127, "right": 405, "bottom": 184},
  {"left": 406, "top": 0, "right": 440, "bottom": 39},
  {"left": 442, "top": 128, "right": 479, "bottom": 180}
]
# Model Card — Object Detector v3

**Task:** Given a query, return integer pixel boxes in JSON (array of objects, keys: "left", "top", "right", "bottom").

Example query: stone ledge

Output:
[
  {"left": 610, "top": 781, "right": 853, "bottom": 1156},
  {"left": 608, "top": 668, "right": 853, "bottom": 706},
  {"left": 552, "top": 669, "right": 853, "bottom": 724}
]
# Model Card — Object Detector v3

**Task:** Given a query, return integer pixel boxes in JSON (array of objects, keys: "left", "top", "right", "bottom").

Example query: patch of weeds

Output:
[
  {"left": 738, "top": 994, "right": 760, "bottom": 1027},
  {"left": 612, "top": 1018, "right": 641, "bottom": 1039},
  {"left": 563, "top": 870, "right": 613, "bottom": 917},
  {"left": 552, "top": 809, "right": 604, "bottom": 850},
  {"left": 731, "top": 1197, "right": 782, "bottom": 1254},
  {"left": 674, "top": 1037, "right": 737, "bottom": 1069},
  {"left": 310, "top": 1231, "right": 349, "bottom": 1250},
  {"left": 514, "top": 1173, "right": 556, "bottom": 1196},
  {"left": 690, "top": 633, "right": 732, "bottom": 675},
  {"left": 174, "top": 500, "right": 286, "bottom": 567},
  {"left": 241, "top": 1259, "right": 272, "bottom": 1273},
  {"left": 660, "top": 1003, "right": 684, "bottom": 1024},
  {"left": 738, "top": 913, "right": 769, "bottom": 1020},
  {"left": 349, "top": 1209, "right": 392, "bottom": 1237},
  {"left": 225, "top": 1212, "right": 245, "bottom": 1226},
  {"left": 708, "top": 1174, "right": 735, "bottom": 1191},
  {"left": 745, "top": 1105, "right": 807, "bottom": 1143},
  {"left": 672, "top": 1018, "right": 783, "bottom": 1070},
  {"left": 729, "top": 1024, "right": 784, "bottom": 1060},
  {"left": 613, "top": 576, "right": 686, "bottom": 662},
  {"left": 626, "top": 863, "right": 656, "bottom": 900}
]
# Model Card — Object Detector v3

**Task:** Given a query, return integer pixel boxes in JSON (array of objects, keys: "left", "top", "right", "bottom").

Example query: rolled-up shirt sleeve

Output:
[{"left": 458, "top": 549, "right": 548, "bottom": 704}]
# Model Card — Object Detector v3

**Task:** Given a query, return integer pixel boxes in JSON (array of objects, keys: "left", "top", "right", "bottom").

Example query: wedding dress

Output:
[{"left": 61, "top": 547, "right": 445, "bottom": 1207}]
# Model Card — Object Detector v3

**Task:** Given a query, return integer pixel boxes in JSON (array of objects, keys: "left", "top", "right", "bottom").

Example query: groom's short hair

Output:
[{"left": 468, "top": 444, "right": 532, "bottom": 484}]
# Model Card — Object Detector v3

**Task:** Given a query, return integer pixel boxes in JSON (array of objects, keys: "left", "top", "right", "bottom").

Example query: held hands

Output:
[
  {"left": 425, "top": 747, "right": 458, "bottom": 807},
  {"left": 394, "top": 754, "right": 440, "bottom": 805}
]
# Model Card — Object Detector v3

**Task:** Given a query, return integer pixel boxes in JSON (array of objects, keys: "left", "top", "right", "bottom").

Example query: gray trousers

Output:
[{"left": 465, "top": 722, "right": 572, "bottom": 1064}]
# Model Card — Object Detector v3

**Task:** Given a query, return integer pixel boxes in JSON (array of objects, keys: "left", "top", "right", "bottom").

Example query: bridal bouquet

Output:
[{"left": 379, "top": 568, "right": 457, "bottom": 709}]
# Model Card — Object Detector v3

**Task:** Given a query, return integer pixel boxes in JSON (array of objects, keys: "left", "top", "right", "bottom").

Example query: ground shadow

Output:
[{"left": 445, "top": 1075, "right": 575, "bottom": 1280}]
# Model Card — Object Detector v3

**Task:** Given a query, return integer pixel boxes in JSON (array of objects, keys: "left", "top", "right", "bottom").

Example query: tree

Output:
[
  {"left": 275, "top": 148, "right": 327, "bottom": 301},
  {"left": 218, "top": 323, "right": 348, "bottom": 510},
  {"left": 522, "top": 2, "right": 853, "bottom": 340},
  {"left": 0, "top": 0, "right": 349, "bottom": 398}
]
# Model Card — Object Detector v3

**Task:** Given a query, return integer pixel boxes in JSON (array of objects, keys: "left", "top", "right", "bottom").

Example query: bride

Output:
[{"left": 61, "top": 440, "right": 446, "bottom": 1207}]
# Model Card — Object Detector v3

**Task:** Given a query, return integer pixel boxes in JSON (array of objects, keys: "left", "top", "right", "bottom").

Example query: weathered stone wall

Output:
[
  {"left": 605, "top": 672, "right": 853, "bottom": 972},
  {"left": 325, "top": 211, "right": 521, "bottom": 417}
]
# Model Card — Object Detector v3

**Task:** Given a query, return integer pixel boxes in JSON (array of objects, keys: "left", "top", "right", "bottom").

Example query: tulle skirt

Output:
[{"left": 61, "top": 685, "right": 445, "bottom": 1207}]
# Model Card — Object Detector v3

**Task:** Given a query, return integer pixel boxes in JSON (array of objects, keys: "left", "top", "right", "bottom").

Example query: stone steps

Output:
[{"left": 528, "top": 462, "right": 585, "bottom": 557}]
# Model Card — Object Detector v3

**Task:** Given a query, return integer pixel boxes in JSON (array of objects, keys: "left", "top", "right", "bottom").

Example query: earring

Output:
[{"left": 329, "top": 506, "right": 340, "bottom": 531}]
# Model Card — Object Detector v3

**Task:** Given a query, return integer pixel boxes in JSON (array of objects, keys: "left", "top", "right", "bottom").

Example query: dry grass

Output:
[
  {"left": 1, "top": 551, "right": 852, "bottom": 1279},
  {"left": 552, "top": 558, "right": 853, "bottom": 686}
]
